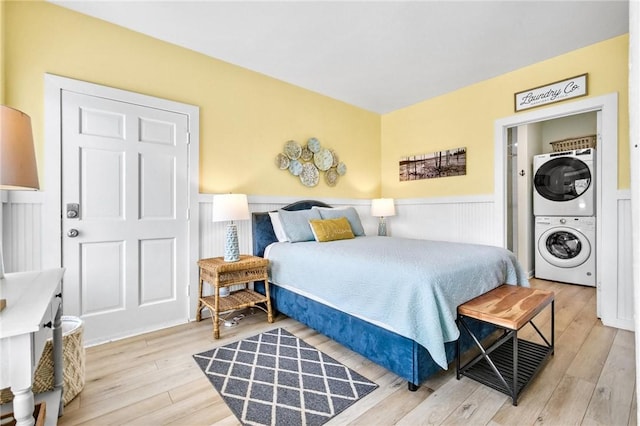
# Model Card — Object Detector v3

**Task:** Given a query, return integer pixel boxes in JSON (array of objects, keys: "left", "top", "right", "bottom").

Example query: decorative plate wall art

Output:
[
  {"left": 275, "top": 138, "right": 347, "bottom": 187},
  {"left": 284, "top": 140, "right": 302, "bottom": 160},
  {"left": 275, "top": 153, "right": 290, "bottom": 170},
  {"left": 299, "top": 162, "right": 320, "bottom": 187},
  {"left": 313, "top": 148, "right": 333, "bottom": 171},
  {"left": 288, "top": 159, "right": 303, "bottom": 176}
]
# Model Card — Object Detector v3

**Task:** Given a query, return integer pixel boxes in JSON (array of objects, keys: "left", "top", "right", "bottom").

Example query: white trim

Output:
[
  {"left": 395, "top": 194, "right": 494, "bottom": 205},
  {"left": 200, "top": 194, "right": 380, "bottom": 206},
  {"left": 494, "top": 92, "right": 618, "bottom": 326},
  {"left": 43, "top": 76, "right": 63, "bottom": 269},
  {"left": 43, "top": 73, "right": 200, "bottom": 319},
  {"left": 2, "top": 191, "right": 44, "bottom": 204},
  {"left": 629, "top": 1, "right": 640, "bottom": 422},
  {"left": 199, "top": 193, "right": 495, "bottom": 206},
  {"left": 247, "top": 195, "right": 373, "bottom": 206},
  {"left": 618, "top": 189, "right": 631, "bottom": 200}
]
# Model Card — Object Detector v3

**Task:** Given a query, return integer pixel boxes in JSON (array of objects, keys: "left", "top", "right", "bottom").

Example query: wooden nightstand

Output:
[{"left": 196, "top": 255, "right": 273, "bottom": 339}]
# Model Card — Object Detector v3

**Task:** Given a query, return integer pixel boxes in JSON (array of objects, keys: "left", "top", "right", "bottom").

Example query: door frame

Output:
[
  {"left": 42, "top": 73, "right": 200, "bottom": 322},
  {"left": 494, "top": 92, "right": 618, "bottom": 326}
]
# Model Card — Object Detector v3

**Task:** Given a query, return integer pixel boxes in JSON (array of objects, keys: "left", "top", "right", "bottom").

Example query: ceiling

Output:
[{"left": 50, "top": 1, "right": 629, "bottom": 114}]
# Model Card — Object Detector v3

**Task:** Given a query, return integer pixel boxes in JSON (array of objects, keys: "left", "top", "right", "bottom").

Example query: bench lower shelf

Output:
[{"left": 459, "top": 337, "right": 552, "bottom": 399}]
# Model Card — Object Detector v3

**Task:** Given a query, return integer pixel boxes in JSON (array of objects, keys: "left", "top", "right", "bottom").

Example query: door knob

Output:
[{"left": 67, "top": 229, "right": 79, "bottom": 238}]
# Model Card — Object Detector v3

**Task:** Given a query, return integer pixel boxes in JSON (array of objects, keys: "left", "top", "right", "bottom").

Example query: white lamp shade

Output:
[
  {"left": 0, "top": 106, "right": 39, "bottom": 190},
  {"left": 212, "top": 193, "right": 250, "bottom": 222},
  {"left": 371, "top": 198, "right": 396, "bottom": 217}
]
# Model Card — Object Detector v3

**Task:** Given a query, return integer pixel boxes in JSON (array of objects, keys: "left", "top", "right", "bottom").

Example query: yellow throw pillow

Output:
[{"left": 309, "top": 217, "right": 355, "bottom": 242}]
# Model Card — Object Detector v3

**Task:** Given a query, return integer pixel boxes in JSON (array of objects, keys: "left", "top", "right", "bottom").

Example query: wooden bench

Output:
[{"left": 456, "top": 284, "right": 554, "bottom": 405}]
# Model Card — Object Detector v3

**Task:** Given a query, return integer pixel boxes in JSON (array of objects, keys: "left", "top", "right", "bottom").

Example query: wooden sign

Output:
[{"left": 515, "top": 74, "right": 588, "bottom": 112}]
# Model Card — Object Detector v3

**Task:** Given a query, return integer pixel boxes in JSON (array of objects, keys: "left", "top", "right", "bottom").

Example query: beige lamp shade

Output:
[
  {"left": 212, "top": 193, "right": 250, "bottom": 222},
  {"left": 371, "top": 198, "right": 396, "bottom": 217},
  {"left": 1, "top": 106, "right": 39, "bottom": 190}
]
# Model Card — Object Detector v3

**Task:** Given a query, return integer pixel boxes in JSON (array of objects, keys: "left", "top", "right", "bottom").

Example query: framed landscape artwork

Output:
[{"left": 399, "top": 147, "right": 466, "bottom": 181}]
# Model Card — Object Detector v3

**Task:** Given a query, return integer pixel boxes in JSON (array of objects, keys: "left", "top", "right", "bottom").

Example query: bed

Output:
[{"left": 252, "top": 200, "right": 528, "bottom": 390}]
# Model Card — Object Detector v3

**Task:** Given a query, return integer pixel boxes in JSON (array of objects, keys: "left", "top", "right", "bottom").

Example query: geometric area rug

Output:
[{"left": 193, "top": 328, "right": 378, "bottom": 426}]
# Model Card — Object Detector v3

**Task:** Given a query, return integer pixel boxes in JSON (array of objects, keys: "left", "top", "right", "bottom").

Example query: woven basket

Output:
[
  {"left": 549, "top": 134, "right": 596, "bottom": 152},
  {"left": 0, "top": 316, "right": 85, "bottom": 406}
]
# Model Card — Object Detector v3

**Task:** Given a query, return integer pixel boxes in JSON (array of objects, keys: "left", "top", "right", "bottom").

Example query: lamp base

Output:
[
  {"left": 224, "top": 223, "right": 240, "bottom": 262},
  {"left": 377, "top": 217, "right": 387, "bottom": 236}
]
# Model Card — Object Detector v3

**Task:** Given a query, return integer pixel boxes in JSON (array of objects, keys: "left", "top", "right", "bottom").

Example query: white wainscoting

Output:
[
  {"left": 2, "top": 192, "right": 634, "bottom": 330},
  {"left": 615, "top": 193, "right": 634, "bottom": 330},
  {"left": 1, "top": 193, "right": 501, "bottom": 273},
  {"left": 390, "top": 195, "right": 499, "bottom": 246},
  {"left": 1, "top": 191, "right": 44, "bottom": 273}
]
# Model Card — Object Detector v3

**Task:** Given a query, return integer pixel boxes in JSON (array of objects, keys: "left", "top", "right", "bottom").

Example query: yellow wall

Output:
[
  {"left": 1, "top": 0, "right": 6, "bottom": 103},
  {"left": 4, "top": 1, "right": 381, "bottom": 197},
  {"left": 5, "top": 1, "right": 629, "bottom": 200},
  {"left": 381, "top": 35, "right": 629, "bottom": 198}
]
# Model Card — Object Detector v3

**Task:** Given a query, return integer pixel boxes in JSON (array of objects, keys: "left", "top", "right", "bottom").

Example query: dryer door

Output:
[
  {"left": 538, "top": 226, "right": 591, "bottom": 268},
  {"left": 534, "top": 157, "right": 592, "bottom": 202}
]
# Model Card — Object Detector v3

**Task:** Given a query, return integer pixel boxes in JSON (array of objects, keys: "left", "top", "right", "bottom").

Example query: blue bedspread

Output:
[{"left": 265, "top": 236, "right": 528, "bottom": 368}]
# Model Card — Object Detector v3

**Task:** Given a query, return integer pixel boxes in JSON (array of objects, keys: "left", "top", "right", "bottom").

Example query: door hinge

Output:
[
  {"left": 186, "top": 208, "right": 190, "bottom": 220},
  {"left": 186, "top": 132, "right": 191, "bottom": 145}
]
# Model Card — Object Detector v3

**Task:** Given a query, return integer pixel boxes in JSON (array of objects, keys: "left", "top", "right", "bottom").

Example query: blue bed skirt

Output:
[{"left": 255, "top": 281, "right": 495, "bottom": 387}]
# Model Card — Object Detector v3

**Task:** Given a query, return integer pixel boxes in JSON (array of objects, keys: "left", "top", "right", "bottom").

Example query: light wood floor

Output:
[{"left": 58, "top": 279, "right": 636, "bottom": 425}]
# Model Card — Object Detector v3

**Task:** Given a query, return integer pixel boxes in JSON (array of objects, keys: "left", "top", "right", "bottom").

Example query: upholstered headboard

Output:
[{"left": 252, "top": 200, "right": 332, "bottom": 257}]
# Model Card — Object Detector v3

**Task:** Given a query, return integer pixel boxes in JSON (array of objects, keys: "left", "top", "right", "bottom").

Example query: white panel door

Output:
[{"left": 62, "top": 91, "right": 189, "bottom": 343}]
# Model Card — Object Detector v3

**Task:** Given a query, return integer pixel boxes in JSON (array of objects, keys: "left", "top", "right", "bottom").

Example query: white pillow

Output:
[{"left": 269, "top": 211, "right": 289, "bottom": 242}]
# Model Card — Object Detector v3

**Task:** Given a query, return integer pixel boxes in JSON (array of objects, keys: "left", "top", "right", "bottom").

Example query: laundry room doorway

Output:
[
  {"left": 496, "top": 93, "right": 622, "bottom": 325},
  {"left": 506, "top": 112, "right": 597, "bottom": 278}
]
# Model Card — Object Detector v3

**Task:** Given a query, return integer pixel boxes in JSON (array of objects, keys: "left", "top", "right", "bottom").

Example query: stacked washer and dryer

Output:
[{"left": 533, "top": 148, "right": 596, "bottom": 286}]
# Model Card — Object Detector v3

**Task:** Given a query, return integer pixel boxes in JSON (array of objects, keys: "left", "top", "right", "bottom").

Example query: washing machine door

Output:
[
  {"left": 534, "top": 157, "right": 592, "bottom": 202},
  {"left": 538, "top": 226, "right": 591, "bottom": 268}
]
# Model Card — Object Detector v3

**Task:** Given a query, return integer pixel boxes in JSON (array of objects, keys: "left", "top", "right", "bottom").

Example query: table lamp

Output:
[
  {"left": 212, "top": 194, "right": 250, "bottom": 262},
  {"left": 371, "top": 198, "right": 396, "bottom": 236},
  {"left": 1, "top": 106, "right": 40, "bottom": 310}
]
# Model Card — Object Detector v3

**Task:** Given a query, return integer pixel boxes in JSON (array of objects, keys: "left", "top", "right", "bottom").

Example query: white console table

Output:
[{"left": 0, "top": 268, "right": 65, "bottom": 426}]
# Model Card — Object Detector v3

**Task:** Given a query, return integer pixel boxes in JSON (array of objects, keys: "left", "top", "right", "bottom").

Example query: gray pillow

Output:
[
  {"left": 278, "top": 208, "right": 322, "bottom": 242},
  {"left": 313, "top": 206, "right": 365, "bottom": 236}
]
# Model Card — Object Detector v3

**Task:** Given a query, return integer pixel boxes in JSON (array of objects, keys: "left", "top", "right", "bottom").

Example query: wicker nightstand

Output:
[{"left": 196, "top": 255, "right": 273, "bottom": 339}]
